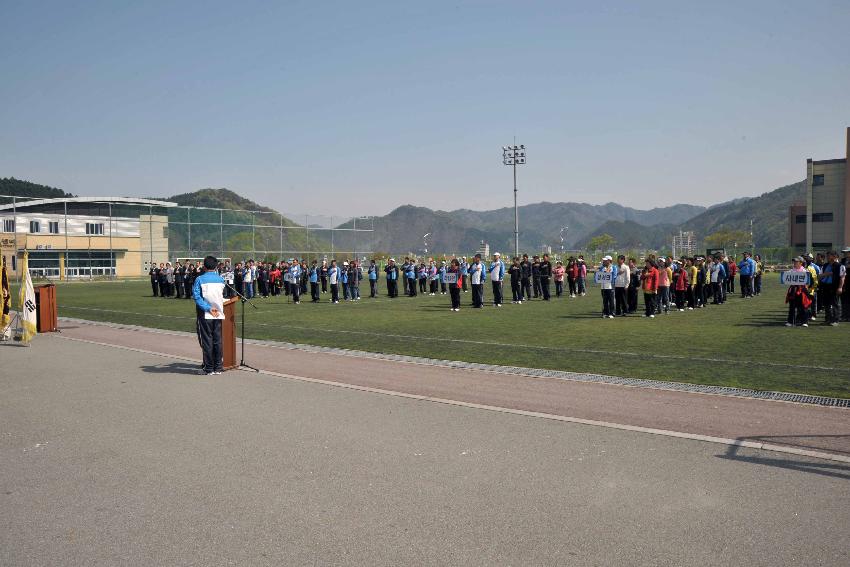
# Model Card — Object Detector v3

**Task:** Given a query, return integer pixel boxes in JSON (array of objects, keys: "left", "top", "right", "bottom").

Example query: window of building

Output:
[
  {"left": 2, "top": 219, "right": 14, "bottom": 233},
  {"left": 162, "top": 226, "right": 168, "bottom": 238},
  {"left": 85, "top": 222, "right": 104, "bottom": 235},
  {"left": 812, "top": 174, "right": 825, "bottom": 186},
  {"left": 812, "top": 242, "right": 832, "bottom": 249},
  {"left": 812, "top": 212, "right": 833, "bottom": 222},
  {"left": 29, "top": 220, "right": 40, "bottom": 233},
  {"left": 49, "top": 221, "right": 60, "bottom": 234},
  {"left": 795, "top": 215, "right": 806, "bottom": 224}
]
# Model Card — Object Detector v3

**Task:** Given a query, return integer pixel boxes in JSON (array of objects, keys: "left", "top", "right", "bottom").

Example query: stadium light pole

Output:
[{"left": 503, "top": 144, "right": 526, "bottom": 257}]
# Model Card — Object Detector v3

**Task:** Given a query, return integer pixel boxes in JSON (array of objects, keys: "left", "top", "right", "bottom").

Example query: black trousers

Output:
[
  {"left": 331, "top": 283, "right": 339, "bottom": 302},
  {"left": 521, "top": 277, "right": 531, "bottom": 300},
  {"left": 555, "top": 280, "right": 563, "bottom": 297},
  {"left": 408, "top": 278, "right": 417, "bottom": 296},
  {"left": 370, "top": 280, "right": 378, "bottom": 298},
  {"left": 615, "top": 287, "right": 628, "bottom": 315},
  {"left": 567, "top": 277, "right": 577, "bottom": 296},
  {"left": 491, "top": 281, "right": 503, "bottom": 305},
  {"left": 387, "top": 279, "right": 397, "bottom": 297},
  {"left": 821, "top": 288, "right": 838, "bottom": 324},
  {"left": 601, "top": 289, "right": 615, "bottom": 316},
  {"left": 196, "top": 317, "right": 223, "bottom": 373},
  {"left": 627, "top": 286, "right": 638, "bottom": 313},
  {"left": 842, "top": 288, "right": 850, "bottom": 321},
  {"left": 787, "top": 294, "right": 808, "bottom": 325},
  {"left": 175, "top": 280, "right": 184, "bottom": 298},
  {"left": 321, "top": 276, "right": 328, "bottom": 292},
  {"left": 450, "top": 286, "right": 461, "bottom": 309},
  {"left": 151, "top": 280, "right": 159, "bottom": 297},
  {"left": 471, "top": 283, "right": 484, "bottom": 307},
  {"left": 754, "top": 274, "right": 762, "bottom": 295},
  {"left": 740, "top": 275, "right": 753, "bottom": 297},
  {"left": 291, "top": 282, "right": 300, "bottom": 302},
  {"left": 644, "top": 293, "right": 656, "bottom": 316},
  {"left": 311, "top": 282, "right": 319, "bottom": 301},
  {"left": 540, "top": 276, "right": 550, "bottom": 300},
  {"left": 511, "top": 280, "right": 521, "bottom": 301},
  {"left": 533, "top": 276, "right": 541, "bottom": 298}
]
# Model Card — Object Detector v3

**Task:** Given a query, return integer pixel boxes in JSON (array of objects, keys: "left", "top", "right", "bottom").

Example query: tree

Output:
[
  {"left": 588, "top": 233, "right": 616, "bottom": 252},
  {"left": 704, "top": 229, "right": 751, "bottom": 251}
]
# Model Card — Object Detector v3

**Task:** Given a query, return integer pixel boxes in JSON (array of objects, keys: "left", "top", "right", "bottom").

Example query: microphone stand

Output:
[{"left": 226, "top": 283, "right": 260, "bottom": 372}]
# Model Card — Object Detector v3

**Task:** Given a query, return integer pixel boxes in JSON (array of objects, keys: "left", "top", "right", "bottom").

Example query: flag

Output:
[
  {"left": 18, "top": 251, "right": 37, "bottom": 344},
  {"left": 1, "top": 256, "right": 10, "bottom": 334}
]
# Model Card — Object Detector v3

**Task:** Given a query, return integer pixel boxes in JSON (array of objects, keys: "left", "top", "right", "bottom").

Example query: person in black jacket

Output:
[
  {"left": 531, "top": 256, "right": 541, "bottom": 298},
  {"left": 539, "top": 254, "right": 552, "bottom": 300},
  {"left": 385, "top": 258, "right": 399, "bottom": 298},
  {"left": 149, "top": 264, "right": 160, "bottom": 297},
  {"left": 158, "top": 263, "right": 168, "bottom": 297},
  {"left": 508, "top": 257, "right": 522, "bottom": 303},
  {"left": 520, "top": 254, "right": 532, "bottom": 301},
  {"left": 175, "top": 262, "right": 185, "bottom": 299}
]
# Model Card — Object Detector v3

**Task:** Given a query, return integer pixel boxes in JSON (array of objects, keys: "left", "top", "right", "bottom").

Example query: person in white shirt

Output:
[
  {"left": 489, "top": 252, "right": 505, "bottom": 307},
  {"left": 469, "top": 254, "right": 486, "bottom": 308},
  {"left": 614, "top": 254, "right": 630, "bottom": 316}
]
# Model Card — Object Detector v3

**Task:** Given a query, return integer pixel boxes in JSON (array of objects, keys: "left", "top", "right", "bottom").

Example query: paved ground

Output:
[
  {"left": 56, "top": 319, "right": 850, "bottom": 458},
  {"left": 1, "top": 335, "right": 849, "bottom": 566}
]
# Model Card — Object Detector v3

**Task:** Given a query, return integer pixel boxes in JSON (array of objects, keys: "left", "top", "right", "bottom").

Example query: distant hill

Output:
[
  {"left": 578, "top": 181, "right": 805, "bottom": 251},
  {"left": 168, "top": 188, "right": 278, "bottom": 214},
  {"left": 0, "top": 177, "right": 74, "bottom": 199}
]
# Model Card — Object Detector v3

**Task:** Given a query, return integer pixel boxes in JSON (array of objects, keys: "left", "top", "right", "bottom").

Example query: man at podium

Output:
[{"left": 192, "top": 255, "right": 226, "bottom": 375}]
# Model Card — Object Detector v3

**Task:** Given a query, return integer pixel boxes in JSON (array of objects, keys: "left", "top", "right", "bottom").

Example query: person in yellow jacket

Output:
[{"left": 804, "top": 254, "right": 819, "bottom": 320}]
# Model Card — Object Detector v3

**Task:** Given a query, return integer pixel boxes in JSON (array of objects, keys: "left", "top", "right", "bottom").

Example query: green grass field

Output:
[{"left": 12, "top": 277, "right": 850, "bottom": 398}]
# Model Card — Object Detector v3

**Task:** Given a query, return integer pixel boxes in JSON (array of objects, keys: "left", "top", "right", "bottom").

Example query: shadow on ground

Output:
[
  {"left": 141, "top": 362, "right": 201, "bottom": 375},
  {"left": 718, "top": 435, "right": 850, "bottom": 479}
]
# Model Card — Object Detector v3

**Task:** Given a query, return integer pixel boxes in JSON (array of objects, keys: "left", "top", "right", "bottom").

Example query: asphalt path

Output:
[{"left": 1, "top": 336, "right": 849, "bottom": 566}]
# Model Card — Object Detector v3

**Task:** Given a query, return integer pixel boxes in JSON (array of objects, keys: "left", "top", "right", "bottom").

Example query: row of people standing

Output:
[{"left": 148, "top": 261, "right": 199, "bottom": 299}]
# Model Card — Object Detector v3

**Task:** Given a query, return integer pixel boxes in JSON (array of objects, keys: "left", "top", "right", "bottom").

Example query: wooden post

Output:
[{"left": 222, "top": 297, "right": 238, "bottom": 370}]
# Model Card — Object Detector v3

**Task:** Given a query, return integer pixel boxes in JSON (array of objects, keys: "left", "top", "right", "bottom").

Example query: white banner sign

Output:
[
  {"left": 594, "top": 271, "right": 613, "bottom": 284},
  {"left": 444, "top": 272, "right": 458, "bottom": 284},
  {"left": 780, "top": 271, "right": 809, "bottom": 286}
]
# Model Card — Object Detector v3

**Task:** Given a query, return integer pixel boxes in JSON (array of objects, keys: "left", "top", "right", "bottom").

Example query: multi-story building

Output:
[
  {"left": 796, "top": 127, "right": 849, "bottom": 252},
  {"left": 0, "top": 196, "right": 174, "bottom": 278}
]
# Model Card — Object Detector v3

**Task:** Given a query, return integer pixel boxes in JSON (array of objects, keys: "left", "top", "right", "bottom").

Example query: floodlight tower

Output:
[{"left": 503, "top": 144, "right": 526, "bottom": 258}]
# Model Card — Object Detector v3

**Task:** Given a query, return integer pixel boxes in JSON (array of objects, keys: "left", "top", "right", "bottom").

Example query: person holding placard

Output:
[
  {"left": 785, "top": 256, "right": 811, "bottom": 327},
  {"left": 447, "top": 259, "right": 462, "bottom": 311},
  {"left": 597, "top": 255, "right": 617, "bottom": 319}
]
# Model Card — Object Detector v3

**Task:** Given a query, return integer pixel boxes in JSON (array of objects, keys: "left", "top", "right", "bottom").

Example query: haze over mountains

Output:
[{"left": 2, "top": 177, "right": 804, "bottom": 253}]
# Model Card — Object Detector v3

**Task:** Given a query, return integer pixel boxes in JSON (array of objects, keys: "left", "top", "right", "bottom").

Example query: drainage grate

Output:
[{"left": 58, "top": 316, "right": 850, "bottom": 408}]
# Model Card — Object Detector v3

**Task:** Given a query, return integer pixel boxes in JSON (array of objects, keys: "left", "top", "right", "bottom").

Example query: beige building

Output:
[
  {"left": 0, "top": 197, "right": 174, "bottom": 278},
  {"left": 802, "top": 127, "right": 849, "bottom": 252}
]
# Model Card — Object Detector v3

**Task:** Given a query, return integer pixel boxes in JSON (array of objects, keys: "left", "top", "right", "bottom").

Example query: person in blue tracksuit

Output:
[
  {"left": 385, "top": 258, "right": 399, "bottom": 298},
  {"left": 460, "top": 258, "right": 469, "bottom": 293},
  {"left": 288, "top": 261, "right": 302, "bottom": 304},
  {"left": 406, "top": 261, "right": 417, "bottom": 296},
  {"left": 193, "top": 255, "right": 226, "bottom": 375},
  {"left": 737, "top": 252, "right": 757, "bottom": 298},
  {"left": 439, "top": 261, "right": 448, "bottom": 294},
  {"left": 348, "top": 261, "right": 361, "bottom": 300},
  {"left": 340, "top": 262, "right": 350, "bottom": 300},
  {"left": 309, "top": 260, "right": 320, "bottom": 302},
  {"left": 368, "top": 260, "right": 378, "bottom": 298},
  {"left": 418, "top": 262, "right": 428, "bottom": 294}
]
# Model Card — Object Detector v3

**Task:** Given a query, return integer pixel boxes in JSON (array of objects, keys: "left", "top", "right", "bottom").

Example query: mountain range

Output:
[{"left": 1, "top": 177, "right": 804, "bottom": 254}]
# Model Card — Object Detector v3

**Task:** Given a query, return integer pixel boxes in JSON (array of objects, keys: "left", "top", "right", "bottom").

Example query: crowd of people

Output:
[{"left": 149, "top": 246, "right": 850, "bottom": 326}]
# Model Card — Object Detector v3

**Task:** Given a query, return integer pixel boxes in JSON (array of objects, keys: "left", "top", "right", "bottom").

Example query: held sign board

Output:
[
  {"left": 444, "top": 272, "right": 458, "bottom": 284},
  {"left": 594, "top": 270, "right": 613, "bottom": 285},
  {"left": 780, "top": 271, "right": 809, "bottom": 286}
]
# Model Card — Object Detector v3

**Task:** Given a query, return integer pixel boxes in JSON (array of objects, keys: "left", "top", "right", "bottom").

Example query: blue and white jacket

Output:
[{"left": 193, "top": 270, "right": 225, "bottom": 319}]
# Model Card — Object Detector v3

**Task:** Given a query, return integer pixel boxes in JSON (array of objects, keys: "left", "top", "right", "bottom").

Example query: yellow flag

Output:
[{"left": 18, "top": 251, "right": 37, "bottom": 344}]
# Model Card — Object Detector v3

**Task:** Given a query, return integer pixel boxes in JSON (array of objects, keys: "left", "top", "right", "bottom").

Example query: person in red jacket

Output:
[
  {"left": 726, "top": 258, "right": 737, "bottom": 294},
  {"left": 640, "top": 258, "right": 660, "bottom": 318}
]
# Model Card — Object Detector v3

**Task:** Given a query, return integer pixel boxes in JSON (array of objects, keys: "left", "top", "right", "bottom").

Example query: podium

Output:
[
  {"left": 222, "top": 297, "right": 238, "bottom": 370},
  {"left": 34, "top": 284, "right": 58, "bottom": 333}
]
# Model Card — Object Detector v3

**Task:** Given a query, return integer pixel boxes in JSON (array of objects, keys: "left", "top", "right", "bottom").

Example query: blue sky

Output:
[{"left": 2, "top": 0, "right": 849, "bottom": 217}]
